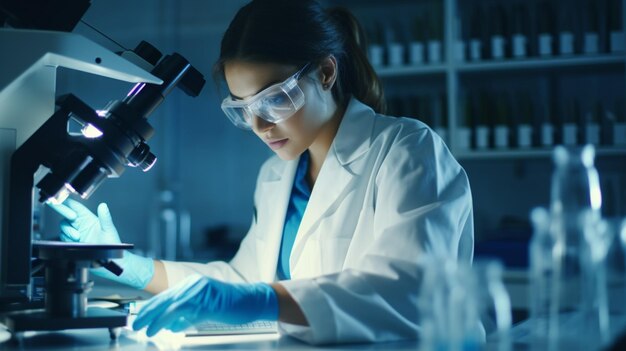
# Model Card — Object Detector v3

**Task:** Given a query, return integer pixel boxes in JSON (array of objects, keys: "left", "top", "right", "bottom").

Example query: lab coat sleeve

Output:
[{"left": 279, "top": 128, "right": 473, "bottom": 344}]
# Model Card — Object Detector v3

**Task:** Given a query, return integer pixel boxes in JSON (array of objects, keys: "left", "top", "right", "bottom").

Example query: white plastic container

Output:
[
  {"left": 583, "top": 32, "right": 599, "bottom": 54},
  {"left": 475, "top": 125, "right": 490, "bottom": 149},
  {"left": 368, "top": 44, "right": 384, "bottom": 67},
  {"left": 562, "top": 123, "right": 577, "bottom": 145},
  {"left": 538, "top": 33, "right": 553, "bottom": 56},
  {"left": 387, "top": 42, "right": 405, "bottom": 66},
  {"left": 541, "top": 123, "right": 554, "bottom": 146},
  {"left": 469, "top": 39, "right": 481, "bottom": 61},
  {"left": 517, "top": 124, "right": 533, "bottom": 148},
  {"left": 583, "top": 123, "right": 600, "bottom": 145},
  {"left": 512, "top": 34, "right": 527, "bottom": 58},
  {"left": 559, "top": 32, "right": 575, "bottom": 55},
  {"left": 494, "top": 125, "right": 509, "bottom": 148},
  {"left": 455, "top": 127, "right": 471, "bottom": 151},
  {"left": 611, "top": 31, "right": 626, "bottom": 53},
  {"left": 614, "top": 123, "right": 626, "bottom": 145},
  {"left": 427, "top": 40, "right": 442, "bottom": 63},
  {"left": 491, "top": 36, "right": 505, "bottom": 60},
  {"left": 408, "top": 42, "right": 425, "bottom": 65}
]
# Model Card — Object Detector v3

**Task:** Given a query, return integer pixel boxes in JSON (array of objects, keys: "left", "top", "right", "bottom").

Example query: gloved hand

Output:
[
  {"left": 132, "top": 274, "right": 278, "bottom": 337},
  {"left": 48, "top": 198, "right": 154, "bottom": 290}
]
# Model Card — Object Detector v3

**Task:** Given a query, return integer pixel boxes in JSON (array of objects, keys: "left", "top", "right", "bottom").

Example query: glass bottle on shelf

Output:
[
  {"left": 385, "top": 22, "right": 405, "bottom": 67},
  {"left": 489, "top": 4, "right": 507, "bottom": 60},
  {"left": 367, "top": 22, "right": 385, "bottom": 68},
  {"left": 493, "top": 93, "right": 511, "bottom": 149},
  {"left": 537, "top": 96, "right": 555, "bottom": 147},
  {"left": 611, "top": 99, "right": 626, "bottom": 145},
  {"left": 537, "top": 0, "right": 555, "bottom": 57},
  {"left": 409, "top": 15, "right": 426, "bottom": 65},
  {"left": 581, "top": 101, "right": 601, "bottom": 145},
  {"left": 600, "top": 101, "right": 615, "bottom": 145},
  {"left": 582, "top": 0, "right": 600, "bottom": 54},
  {"left": 557, "top": 4, "right": 576, "bottom": 55},
  {"left": 456, "top": 93, "right": 472, "bottom": 151},
  {"left": 561, "top": 98, "right": 580, "bottom": 146},
  {"left": 511, "top": 3, "right": 530, "bottom": 59},
  {"left": 474, "top": 92, "right": 491, "bottom": 150},
  {"left": 426, "top": 0, "right": 443, "bottom": 64},
  {"left": 516, "top": 91, "right": 534, "bottom": 148},
  {"left": 468, "top": 4, "right": 485, "bottom": 61},
  {"left": 608, "top": 0, "right": 625, "bottom": 53}
]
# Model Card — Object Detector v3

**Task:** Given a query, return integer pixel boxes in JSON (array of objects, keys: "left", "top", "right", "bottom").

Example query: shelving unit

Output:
[{"left": 343, "top": 0, "right": 626, "bottom": 159}]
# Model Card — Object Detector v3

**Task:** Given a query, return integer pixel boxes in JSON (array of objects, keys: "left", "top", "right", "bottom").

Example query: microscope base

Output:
[{"left": 1, "top": 307, "right": 127, "bottom": 337}]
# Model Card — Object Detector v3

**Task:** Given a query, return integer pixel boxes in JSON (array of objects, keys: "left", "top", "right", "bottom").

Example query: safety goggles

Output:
[{"left": 221, "top": 63, "right": 311, "bottom": 130}]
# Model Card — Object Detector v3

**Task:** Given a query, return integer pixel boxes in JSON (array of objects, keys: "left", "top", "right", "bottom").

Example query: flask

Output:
[{"left": 549, "top": 145, "right": 608, "bottom": 349}]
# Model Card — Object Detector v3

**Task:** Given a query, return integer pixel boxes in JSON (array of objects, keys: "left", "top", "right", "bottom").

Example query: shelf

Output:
[
  {"left": 455, "top": 147, "right": 626, "bottom": 160},
  {"left": 374, "top": 55, "right": 625, "bottom": 78},
  {"left": 457, "top": 54, "right": 626, "bottom": 73},
  {"left": 375, "top": 64, "right": 447, "bottom": 78}
]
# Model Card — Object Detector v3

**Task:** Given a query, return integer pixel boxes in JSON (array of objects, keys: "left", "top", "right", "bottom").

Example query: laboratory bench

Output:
[
  {"left": 0, "top": 329, "right": 427, "bottom": 351},
  {"left": 0, "top": 277, "right": 422, "bottom": 350},
  {"left": 0, "top": 276, "right": 527, "bottom": 351}
]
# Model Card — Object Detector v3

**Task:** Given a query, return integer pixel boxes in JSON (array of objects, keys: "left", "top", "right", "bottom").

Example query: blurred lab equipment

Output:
[
  {"left": 0, "top": 0, "right": 205, "bottom": 338},
  {"left": 529, "top": 144, "right": 613, "bottom": 350},
  {"left": 418, "top": 258, "right": 512, "bottom": 351}
]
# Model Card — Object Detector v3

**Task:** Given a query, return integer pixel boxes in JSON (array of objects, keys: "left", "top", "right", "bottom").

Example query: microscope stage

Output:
[{"left": 1, "top": 306, "right": 127, "bottom": 333}]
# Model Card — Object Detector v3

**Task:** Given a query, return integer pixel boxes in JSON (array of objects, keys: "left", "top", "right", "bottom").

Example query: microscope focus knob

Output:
[{"left": 127, "top": 142, "right": 157, "bottom": 172}]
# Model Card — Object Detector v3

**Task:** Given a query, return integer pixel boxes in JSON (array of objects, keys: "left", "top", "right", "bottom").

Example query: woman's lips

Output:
[{"left": 267, "top": 138, "right": 288, "bottom": 150}]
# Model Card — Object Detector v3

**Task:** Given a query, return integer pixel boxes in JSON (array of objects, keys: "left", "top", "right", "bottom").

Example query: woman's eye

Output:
[{"left": 265, "top": 94, "right": 288, "bottom": 106}]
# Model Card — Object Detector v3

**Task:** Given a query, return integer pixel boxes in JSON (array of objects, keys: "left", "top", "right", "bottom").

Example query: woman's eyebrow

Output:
[{"left": 229, "top": 79, "right": 281, "bottom": 100}]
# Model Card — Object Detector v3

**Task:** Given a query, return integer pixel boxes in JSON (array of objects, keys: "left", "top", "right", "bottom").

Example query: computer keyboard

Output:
[{"left": 185, "top": 321, "right": 278, "bottom": 337}]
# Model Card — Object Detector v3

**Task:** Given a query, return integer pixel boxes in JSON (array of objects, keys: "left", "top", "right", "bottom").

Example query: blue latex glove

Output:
[
  {"left": 132, "top": 274, "right": 278, "bottom": 337},
  {"left": 48, "top": 198, "right": 154, "bottom": 290}
]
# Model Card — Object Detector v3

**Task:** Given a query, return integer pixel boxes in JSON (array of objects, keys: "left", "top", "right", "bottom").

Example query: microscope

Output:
[{"left": 0, "top": 0, "right": 205, "bottom": 338}]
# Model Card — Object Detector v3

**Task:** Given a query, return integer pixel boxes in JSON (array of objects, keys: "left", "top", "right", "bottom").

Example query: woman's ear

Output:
[{"left": 319, "top": 55, "right": 338, "bottom": 90}]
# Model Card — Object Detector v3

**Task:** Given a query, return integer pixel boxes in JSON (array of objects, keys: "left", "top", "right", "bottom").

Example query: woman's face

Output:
[{"left": 223, "top": 60, "right": 336, "bottom": 161}]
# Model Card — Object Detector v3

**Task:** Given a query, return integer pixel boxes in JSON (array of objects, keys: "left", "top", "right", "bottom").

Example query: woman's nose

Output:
[{"left": 251, "top": 115, "right": 275, "bottom": 133}]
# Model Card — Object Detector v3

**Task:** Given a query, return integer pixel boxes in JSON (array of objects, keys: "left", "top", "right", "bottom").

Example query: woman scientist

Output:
[{"left": 51, "top": 0, "right": 473, "bottom": 345}]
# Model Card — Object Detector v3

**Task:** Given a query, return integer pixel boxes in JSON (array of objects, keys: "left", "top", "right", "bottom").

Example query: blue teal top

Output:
[{"left": 277, "top": 151, "right": 311, "bottom": 280}]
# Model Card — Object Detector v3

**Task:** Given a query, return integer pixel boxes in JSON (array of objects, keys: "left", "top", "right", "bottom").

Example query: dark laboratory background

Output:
[{"left": 42, "top": 0, "right": 626, "bottom": 271}]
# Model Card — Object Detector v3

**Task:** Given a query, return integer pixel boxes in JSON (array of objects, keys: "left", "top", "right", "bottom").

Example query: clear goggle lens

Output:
[{"left": 221, "top": 64, "right": 309, "bottom": 130}]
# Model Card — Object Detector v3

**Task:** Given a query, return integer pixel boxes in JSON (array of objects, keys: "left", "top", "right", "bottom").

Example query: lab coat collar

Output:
[
  {"left": 332, "top": 97, "right": 376, "bottom": 166},
  {"left": 290, "top": 98, "right": 377, "bottom": 277},
  {"left": 258, "top": 98, "right": 377, "bottom": 279}
]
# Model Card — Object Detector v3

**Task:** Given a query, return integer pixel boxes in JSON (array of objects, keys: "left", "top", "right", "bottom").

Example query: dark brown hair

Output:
[{"left": 213, "top": 0, "right": 386, "bottom": 114}]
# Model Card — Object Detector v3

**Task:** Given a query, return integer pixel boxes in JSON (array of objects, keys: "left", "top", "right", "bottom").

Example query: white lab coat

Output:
[{"left": 161, "top": 98, "right": 473, "bottom": 344}]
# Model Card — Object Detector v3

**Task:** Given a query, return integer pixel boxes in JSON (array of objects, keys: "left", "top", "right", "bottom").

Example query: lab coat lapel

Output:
[
  {"left": 290, "top": 99, "right": 375, "bottom": 274},
  {"left": 256, "top": 158, "right": 298, "bottom": 282}
]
